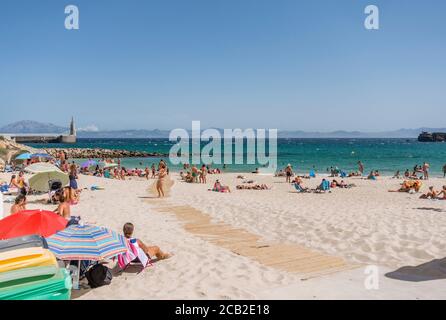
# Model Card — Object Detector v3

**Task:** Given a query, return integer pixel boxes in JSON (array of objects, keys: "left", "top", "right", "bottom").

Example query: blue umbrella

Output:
[
  {"left": 46, "top": 225, "right": 128, "bottom": 261},
  {"left": 31, "top": 153, "right": 53, "bottom": 159},
  {"left": 15, "top": 153, "right": 32, "bottom": 160}
]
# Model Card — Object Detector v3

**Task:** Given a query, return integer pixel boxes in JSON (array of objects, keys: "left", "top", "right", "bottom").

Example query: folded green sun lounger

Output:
[{"left": 0, "top": 267, "right": 72, "bottom": 300}]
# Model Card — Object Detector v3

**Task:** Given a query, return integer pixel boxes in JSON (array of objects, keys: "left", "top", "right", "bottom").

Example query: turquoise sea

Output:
[{"left": 26, "top": 138, "right": 446, "bottom": 176}]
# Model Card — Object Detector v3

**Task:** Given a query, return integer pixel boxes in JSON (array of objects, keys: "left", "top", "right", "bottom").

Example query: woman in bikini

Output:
[
  {"left": 200, "top": 165, "right": 207, "bottom": 184},
  {"left": 156, "top": 163, "right": 167, "bottom": 198}
]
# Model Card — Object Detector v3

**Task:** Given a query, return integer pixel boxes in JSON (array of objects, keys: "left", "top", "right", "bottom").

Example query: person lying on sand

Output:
[
  {"left": 211, "top": 180, "right": 231, "bottom": 193},
  {"left": 10, "top": 194, "right": 26, "bottom": 215},
  {"left": 236, "top": 184, "right": 270, "bottom": 190},
  {"left": 123, "top": 223, "right": 171, "bottom": 260},
  {"left": 388, "top": 180, "right": 422, "bottom": 193},
  {"left": 419, "top": 186, "right": 437, "bottom": 199}
]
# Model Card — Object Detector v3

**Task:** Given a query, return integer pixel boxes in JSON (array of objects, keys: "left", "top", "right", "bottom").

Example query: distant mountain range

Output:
[
  {"left": 1, "top": 120, "right": 445, "bottom": 139},
  {"left": 0, "top": 120, "right": 67, "bottom": 134}
]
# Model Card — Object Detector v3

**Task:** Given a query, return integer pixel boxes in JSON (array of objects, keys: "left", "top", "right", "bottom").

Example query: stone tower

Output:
[
  {"left": 61, "top": 117, "right": 77, "bottom": 143},
  {"left": 70, "top": 116, "right": 76, "bottom": 136}
]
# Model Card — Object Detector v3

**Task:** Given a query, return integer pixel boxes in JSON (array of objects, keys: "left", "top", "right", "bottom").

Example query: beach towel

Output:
[
  {"left": 117, "top": 239, "right": 150, "bottom": 271},
  {"left": 90, "top": 185, "right": 105, "bottom": 191}
]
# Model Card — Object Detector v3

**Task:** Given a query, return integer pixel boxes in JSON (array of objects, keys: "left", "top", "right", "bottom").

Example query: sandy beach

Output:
[{"left": 2, "top": 171, "right": 446, "bottom": 299}]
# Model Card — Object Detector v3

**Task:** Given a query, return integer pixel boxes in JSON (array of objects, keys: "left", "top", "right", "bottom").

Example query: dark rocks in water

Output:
[
  {"left": 418, "top": 132, "right": 446, "bottom": 142},
  {"left": 44, "top": 148, "right": 167, "bottom": 159}
]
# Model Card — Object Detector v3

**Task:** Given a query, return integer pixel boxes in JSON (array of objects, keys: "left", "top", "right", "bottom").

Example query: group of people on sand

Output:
[
  {"left": 180, "top": 164, "right": 221, "bottom": 184},
  {"left": 3, "top": 153, "right": 171, "bottom": 276},
  {"left": 419, "top": 185, "right": 446, "bottom": 200}
]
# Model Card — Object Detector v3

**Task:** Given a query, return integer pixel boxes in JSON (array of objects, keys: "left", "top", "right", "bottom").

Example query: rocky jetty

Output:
[{"left": 43, "top": 148, "right": 168, "bottom": 159}]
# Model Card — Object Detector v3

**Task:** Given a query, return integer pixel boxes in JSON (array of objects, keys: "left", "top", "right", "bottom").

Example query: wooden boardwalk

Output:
[{"left": 156, "top": 205, "right": 357, "bottom": 278}]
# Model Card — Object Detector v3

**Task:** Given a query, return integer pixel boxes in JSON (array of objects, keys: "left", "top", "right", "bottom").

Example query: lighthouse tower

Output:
[
  {"left": 70, "top": 116, "right": 76, "bottom": 136},
  {"left": 61, "top": 117, "right": 77, "bottom": 143}
]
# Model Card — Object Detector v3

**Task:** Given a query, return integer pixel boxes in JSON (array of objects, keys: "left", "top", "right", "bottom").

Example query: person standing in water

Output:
[
  {"left": 443, "top": 164, "right": 446, "bottom": 178},
  {"left": 423, "top": 162, "right": 430, "bottom": 180},
  {"left": 358, "top": 161, "right": 364, "bottom": 176},
  {"left": 151, "top": 163, "right": 156, "bottom": 178},
  {"left": 156, "top": 163, "right": 167, "bottom": 198}
]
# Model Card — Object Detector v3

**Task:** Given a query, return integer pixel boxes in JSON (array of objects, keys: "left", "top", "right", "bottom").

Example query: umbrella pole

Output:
[{"left": 77, "top": 260, "right": 81, "bottom": 290}]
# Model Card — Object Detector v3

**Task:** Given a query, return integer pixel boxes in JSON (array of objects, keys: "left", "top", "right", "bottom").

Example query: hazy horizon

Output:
[
  {"left": 1, "top": 0, "right": 445, "bottom": 131},
  {"left": 1, "top": 119, "right": 445, "bottom": 134}
]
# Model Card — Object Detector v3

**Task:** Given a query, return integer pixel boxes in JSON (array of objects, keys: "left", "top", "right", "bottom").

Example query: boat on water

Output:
[{"left": 418, "top": 131, "right": 446, "bottom": 142}]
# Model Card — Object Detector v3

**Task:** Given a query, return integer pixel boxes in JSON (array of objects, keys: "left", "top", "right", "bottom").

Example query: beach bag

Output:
[
  {"left": 48, "top": 180, "right": 62, "bottom": 192},
  {"left": 85, "top": 264, "right": 112, "bottom": 288}
]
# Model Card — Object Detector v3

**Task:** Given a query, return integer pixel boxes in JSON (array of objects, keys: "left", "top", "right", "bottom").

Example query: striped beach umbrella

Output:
[{"left": 46, "top": 225, "right": 128, "bottom": 261}]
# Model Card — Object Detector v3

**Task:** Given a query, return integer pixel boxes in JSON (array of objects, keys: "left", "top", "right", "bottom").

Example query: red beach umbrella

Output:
[{"left": 0, "top": 210, "right": 67, "bottom": 239}]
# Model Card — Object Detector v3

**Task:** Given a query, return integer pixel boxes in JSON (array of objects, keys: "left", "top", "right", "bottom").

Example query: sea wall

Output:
[{"left": 44, "top": 148, "right": 168, "bottom": 159}]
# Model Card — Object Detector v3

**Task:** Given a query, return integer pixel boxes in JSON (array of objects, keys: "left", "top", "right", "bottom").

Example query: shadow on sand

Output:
[{"left": 385, "top": 257, "right": 446, "bottom": 282}]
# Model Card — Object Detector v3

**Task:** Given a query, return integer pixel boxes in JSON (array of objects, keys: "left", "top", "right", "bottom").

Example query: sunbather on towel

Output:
[
  {"left": 123, "top": 223, "right": 171, "bottom": 260},
  {"left": 211, "top": 180, "right": 231, "bottom": 193}
]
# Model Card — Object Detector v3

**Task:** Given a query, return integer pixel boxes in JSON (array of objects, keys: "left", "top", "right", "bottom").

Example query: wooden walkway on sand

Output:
[{"left": 155, "top": 205, "right": 357, "bottom": 278}]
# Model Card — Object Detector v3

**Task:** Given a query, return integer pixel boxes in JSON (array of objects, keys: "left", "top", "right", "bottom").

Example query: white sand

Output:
[{"left": 1, "top": 172, "right": 446, "bottom": 299}]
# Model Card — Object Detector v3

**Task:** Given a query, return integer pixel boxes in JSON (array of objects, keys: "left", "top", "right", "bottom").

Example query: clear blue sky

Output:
[{"left": 0, "top": 0, "right": 445, "bottom": 131}]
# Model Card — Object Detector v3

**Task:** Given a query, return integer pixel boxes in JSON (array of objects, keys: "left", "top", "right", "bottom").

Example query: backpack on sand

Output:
[{"left": 85, "top": 264, "right": 113, "bottom": 288}]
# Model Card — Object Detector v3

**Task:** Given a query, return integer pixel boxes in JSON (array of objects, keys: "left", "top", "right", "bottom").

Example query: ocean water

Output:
[{"left": 26, "top": 138, "right": 446, "bottom": 175}]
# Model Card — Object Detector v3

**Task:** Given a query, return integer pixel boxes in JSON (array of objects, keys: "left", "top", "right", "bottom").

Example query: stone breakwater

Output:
[{"left": 44, "top": 148, "right": 168, "bottom": 159}]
